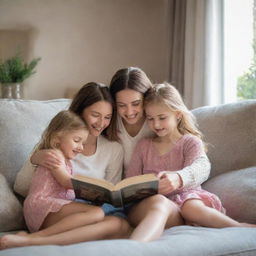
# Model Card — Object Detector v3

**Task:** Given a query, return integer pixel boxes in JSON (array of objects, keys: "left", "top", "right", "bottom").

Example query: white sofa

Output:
[{"left": 0, "top": 98, "right": 256, "bottom": 256}]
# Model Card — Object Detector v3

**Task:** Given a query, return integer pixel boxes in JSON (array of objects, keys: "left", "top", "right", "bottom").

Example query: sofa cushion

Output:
[
  {"left": 202, "top": 166, "right": 256, "bottom": 224},
  {"left": 0, "top": 99, "right": 70, "bottom": 186},
  {"left": 0, "top": 174, "right": 25, "bottom": 232},
  {"left": 192, "top": 100, "right": 256, "bottom": 177},
  {"left": 0, "top": 226, "right": 256, "bottom": 256}
]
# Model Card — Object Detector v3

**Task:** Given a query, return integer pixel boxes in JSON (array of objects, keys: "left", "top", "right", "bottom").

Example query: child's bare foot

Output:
[{"left": 0, "top": 234, "right": 30, "bottom": 249}]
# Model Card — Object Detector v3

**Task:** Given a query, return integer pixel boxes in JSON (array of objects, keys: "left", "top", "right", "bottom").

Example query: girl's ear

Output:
[
  {"left": 176, "top": 111, "right": 182, "bottom": 121},
  {"left": 51, "top": 135, "right": 61, "bottom": 149}
]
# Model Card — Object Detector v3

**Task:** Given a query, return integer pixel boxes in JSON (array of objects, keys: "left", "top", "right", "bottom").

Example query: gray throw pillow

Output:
[
  {"left": 0, "top": 173, "right": 25, "bottom": 231},
  {"left": 192, "top": 100, "right": 256, "bottom": 178},
  {"left": 14, "top": 158, "right": 36, "bottom": 197},
  {"left": 202, "top": 167, "right": 256, "bottom": 224}
]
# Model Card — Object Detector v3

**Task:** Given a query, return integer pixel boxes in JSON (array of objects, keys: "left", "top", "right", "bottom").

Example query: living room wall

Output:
[{"left": 0, "top": 0, "right": 171, "bottom": 99}]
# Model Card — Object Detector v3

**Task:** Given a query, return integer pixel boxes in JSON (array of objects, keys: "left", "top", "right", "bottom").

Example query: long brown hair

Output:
[
  {"left": 35, "top": 110, "right": 87, "bottom": 152},
  {"left": 108, "top": 67, "right": 153, "bottom": 141},
  {"left": 144, "top": 82, "right": 206, "bottom": 149},
  {"left": 69, "top": 82, "right": 114, "bottom": 138}
]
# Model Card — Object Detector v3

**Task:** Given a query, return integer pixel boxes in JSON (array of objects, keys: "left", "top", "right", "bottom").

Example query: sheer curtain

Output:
[{"left": 183, "top": 0, "right": 224, "bottom": 109}]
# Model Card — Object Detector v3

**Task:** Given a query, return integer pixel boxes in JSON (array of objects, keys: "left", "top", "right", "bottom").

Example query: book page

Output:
[
  {"left": 72, "top": 179, "right": 113, "bottom": 204},
  {"left": 115, "top": 174, "right": 158, "bottom": 190},
  {"left": 121, "top": 180, "right": 158, "bottom": 204},
  {"left": 72, "top": 174, "right": 115, "bottom": 191}
]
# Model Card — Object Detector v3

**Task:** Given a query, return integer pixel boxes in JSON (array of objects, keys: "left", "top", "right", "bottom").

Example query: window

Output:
[{"left": 223, "top": 0, "right": 255, "bottom": 102}]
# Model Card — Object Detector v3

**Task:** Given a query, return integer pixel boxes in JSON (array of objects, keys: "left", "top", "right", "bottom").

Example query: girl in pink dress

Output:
[
  {"left": 23, "top": 110, "right": 105, "bottom": 234},
  {"left": 126, "top": 82, "right": 256, "bottom": 241}
]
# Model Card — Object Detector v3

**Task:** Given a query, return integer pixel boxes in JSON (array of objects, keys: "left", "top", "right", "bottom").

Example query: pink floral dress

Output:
[
  {"left": 23, "top": 162, "right": 75, "bottom": 232},
  {"left": 126, "top": 134, "right": 225, "bottom": 213}
]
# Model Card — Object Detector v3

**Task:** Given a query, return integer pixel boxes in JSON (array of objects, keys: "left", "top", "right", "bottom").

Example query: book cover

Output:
[{"left": 71, "top": 174, "right": 159, "bottom": 207}]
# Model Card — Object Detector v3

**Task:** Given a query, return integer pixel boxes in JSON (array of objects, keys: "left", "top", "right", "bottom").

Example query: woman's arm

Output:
[{"left": 30, "top": 149, "right": 63, "bottom": 169}]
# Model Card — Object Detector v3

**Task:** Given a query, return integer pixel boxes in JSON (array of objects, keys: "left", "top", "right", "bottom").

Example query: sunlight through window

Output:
[{"left": 223, "top": 0, "right": 254, "bottom": 102}]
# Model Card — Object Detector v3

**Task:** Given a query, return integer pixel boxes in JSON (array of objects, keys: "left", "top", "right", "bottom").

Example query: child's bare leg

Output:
[
  {"left": 128, "top": 194, "right": 183, "bottom": 242},
  {"left": 30, "top": 202, "right": 104, "bottom": 238},
  {"left": 181, "top": 199, "right": 256, "bottom": 228},
  {"left": 16, "top": 231, "right": 29, "bottom": 236},
  {"left": 0, "top": 216, "right": 131, "bottom": 249}
]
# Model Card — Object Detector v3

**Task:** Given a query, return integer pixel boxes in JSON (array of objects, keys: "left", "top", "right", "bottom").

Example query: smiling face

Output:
[
  {"left": 145, "top": 102, "right": 181, "bottom": 139},
  {"left": 82, "top": 100, "right": 112, "bottom": 137},
  {"left": 57, "top": 128, "right": 88, "bottom": 160},
  {"left": 115, "top": 89, "right": 144, "bottom": 125}
]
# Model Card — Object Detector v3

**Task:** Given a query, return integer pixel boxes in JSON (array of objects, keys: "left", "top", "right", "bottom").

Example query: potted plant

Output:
[{"left": 0, "top": 54, "right": 41, "bottom": 99}]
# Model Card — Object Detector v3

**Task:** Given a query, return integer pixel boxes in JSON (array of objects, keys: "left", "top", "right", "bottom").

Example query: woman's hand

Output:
[
  {"left": 157, "top": 171, "right": 182, "bottom": 195},
  {"left": 31, "top": 149, "right": 72, "bottom": 189},
  {"left": 30, "top": 149, "right": 64, "bottom": 169}
]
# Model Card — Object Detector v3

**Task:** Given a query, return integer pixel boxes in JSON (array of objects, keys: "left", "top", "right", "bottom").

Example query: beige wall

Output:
[{"left": 0, "top": 0, "right": 171, "bottom": 100}]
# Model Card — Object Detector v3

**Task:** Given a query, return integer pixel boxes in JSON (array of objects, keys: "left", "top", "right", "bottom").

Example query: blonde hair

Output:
[
  {"left": 144, "top": 82, "right": 205, "bottom": 147},
  {"left": 35, "top": 110, "right": 87, "bottom": 151}
]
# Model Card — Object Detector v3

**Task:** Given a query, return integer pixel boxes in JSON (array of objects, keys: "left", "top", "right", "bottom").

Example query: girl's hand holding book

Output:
[{"left": 157, "top": 171, "right": 182, "bottom": 195}]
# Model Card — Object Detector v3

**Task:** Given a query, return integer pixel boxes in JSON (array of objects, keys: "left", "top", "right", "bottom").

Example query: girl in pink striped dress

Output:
[{"left": 126, "top": 83, "right": 256, "bottom": 241}]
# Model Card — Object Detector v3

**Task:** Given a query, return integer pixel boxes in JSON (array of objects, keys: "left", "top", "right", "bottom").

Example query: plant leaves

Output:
[{"left": 0, "top": 54, "right": 41, "bottom": 83}]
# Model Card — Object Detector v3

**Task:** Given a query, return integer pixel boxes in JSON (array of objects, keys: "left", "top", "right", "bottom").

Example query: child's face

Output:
[
  {"left": 58, "top": 129, "right": 88, "bottom": 160},
  {"left": 145, "top": 102, "right": 180, "bottom": 138},
  {"left": 115, "top": 89, "right": 144, "bottom": 125},
  {"left": 82, "top": 101, "right": 112, "bottom": 137}
]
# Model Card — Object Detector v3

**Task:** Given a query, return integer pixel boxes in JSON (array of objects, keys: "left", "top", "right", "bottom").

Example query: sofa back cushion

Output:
[
  {"left": 1, "top": 99, "right": 255, "bottom": 184},
  {"left": 0, "top": 99, "right": 70, "bottom": 186},
  {"left": 192, "top": 100, "right": 256, "bottom": 178}
]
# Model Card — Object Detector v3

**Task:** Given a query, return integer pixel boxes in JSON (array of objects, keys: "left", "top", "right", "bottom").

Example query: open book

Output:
[{"left": 71, "top": 174, "right": 159, "bottom": 207}]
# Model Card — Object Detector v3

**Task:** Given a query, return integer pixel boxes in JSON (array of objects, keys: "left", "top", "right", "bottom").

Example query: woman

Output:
[{"left": 108, "top": 67, "right": 210, "bottom": 241}]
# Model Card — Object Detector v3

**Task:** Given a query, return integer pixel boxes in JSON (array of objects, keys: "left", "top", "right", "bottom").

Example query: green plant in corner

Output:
[{"left": 0, "top": 54, "right": 41, "bottom": 83}]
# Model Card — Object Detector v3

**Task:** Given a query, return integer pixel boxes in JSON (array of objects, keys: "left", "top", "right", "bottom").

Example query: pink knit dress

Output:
[
  {"left": 126, "top": 134, "right": 225, "bottom": 212},
  {"left": 23, "top": 162, "right": 75, "bottom": 232}
]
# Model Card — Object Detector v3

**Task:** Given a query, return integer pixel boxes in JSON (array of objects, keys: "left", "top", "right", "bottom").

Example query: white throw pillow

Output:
[{"left": 13, "top": 158, "right": 36, "bottom": 197}]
